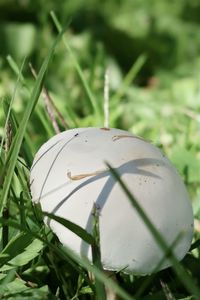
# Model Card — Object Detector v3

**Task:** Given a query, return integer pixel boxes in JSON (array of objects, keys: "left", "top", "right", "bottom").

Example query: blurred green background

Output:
[
  {"left": 1, "top": 0, "right": 200, "bottom": 80},
  {"left": 0, "top": 0, "right": 200, "bottom": 199}
]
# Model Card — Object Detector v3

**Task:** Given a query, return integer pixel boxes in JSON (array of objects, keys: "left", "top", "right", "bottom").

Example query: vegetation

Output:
[{"left": 0, "top": 0, "right": 200, "bottom": 299}]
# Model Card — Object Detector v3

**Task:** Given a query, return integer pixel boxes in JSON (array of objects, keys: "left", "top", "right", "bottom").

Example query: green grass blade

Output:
[
  {"left": 35, "top": 105, "right": 55, "bottom": 137},
  {"left": 0, "top": 58, "right": 26, "bottom": 157},
  {"left": 6, "top": 55, "right": 25, "bottom": 84},
  {"left": 91, "top": 205, "right": 107, "bottom": 300},
  {"left": 7, "top": 55, "right": 74, "bottom": 135},
  {"left": 190, "top": 239, "right": 200, "bottom": 251},
  {"left": 0, "top": 29, "right": 65, "bottom": 216},
  {"left": 50, "top": 11, "right": 102, "bottom": 122},
  {"left": 107, "top": 163, "right": 200, "bottom": 299},
  {"left": 110, "top": 54, "right": 147, "bottom": 105},
  {"left": 3, "top": 99, "right": 33, "bottom": 166},
  {"left": 19, "top": 192, "right": 26, "bottom": 229},
  {"left": 43, "top": 211, "right": 95, "bottom": 245}
]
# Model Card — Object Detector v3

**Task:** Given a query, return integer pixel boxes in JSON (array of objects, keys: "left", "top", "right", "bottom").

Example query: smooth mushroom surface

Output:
[{"left": 30, "top": 127, "right": 194, "bottom": 275}]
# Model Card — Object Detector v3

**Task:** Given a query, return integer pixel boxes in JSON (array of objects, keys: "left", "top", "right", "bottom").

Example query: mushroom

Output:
[{"left": 30, "top": 127, "right": 194, "bottom": 276}]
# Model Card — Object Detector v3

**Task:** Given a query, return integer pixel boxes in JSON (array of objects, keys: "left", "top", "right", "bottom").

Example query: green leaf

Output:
[
  {"left": 0, "top": 233, "right": 43, "bottom": 270},
  {"left": 0, "top": 238, "right": 43, "bottom": 271},
  {"left": 0, "top": 277, "right": 29, "bottom": 296},
  {"left": 0, "top": 276, "right": 49, "bottom": 300},
  {"left": 79, "top": 285, "right": 93, "bottom": 295}
]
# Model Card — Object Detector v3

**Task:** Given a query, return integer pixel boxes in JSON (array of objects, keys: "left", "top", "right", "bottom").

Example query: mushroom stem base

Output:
[
  {"left": 104, "top": 270, "right": 119, "bottom": 300},
  {"left": 88, "top": 270, "right": 119, "bottom": 300}
]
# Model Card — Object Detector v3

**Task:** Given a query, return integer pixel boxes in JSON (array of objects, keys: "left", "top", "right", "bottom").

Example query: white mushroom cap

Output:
[{"left": 30, "top": 127, "right": 194, "bottom": 275}]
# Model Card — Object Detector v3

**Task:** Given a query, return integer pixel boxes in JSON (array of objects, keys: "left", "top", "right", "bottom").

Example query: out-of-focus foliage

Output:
[{"left": 1, "top": 0, "right": 200, "bottom": 79}]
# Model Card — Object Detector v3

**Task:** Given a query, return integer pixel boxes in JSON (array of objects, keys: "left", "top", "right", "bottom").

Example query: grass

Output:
[{"left": 0, "top": 3, "right": 200, "bottom": 300}]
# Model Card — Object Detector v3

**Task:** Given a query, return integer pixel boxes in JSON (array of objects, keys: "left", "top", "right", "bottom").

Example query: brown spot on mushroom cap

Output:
[
  {"left": 67, "top": 169, "right": 107, "bottom": 181},
  {"left": 100, "top": 127, "right": 111, "bottom": 131},
  {"left": 112, "top": 134, "right": 148, "bottom": 142}
]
